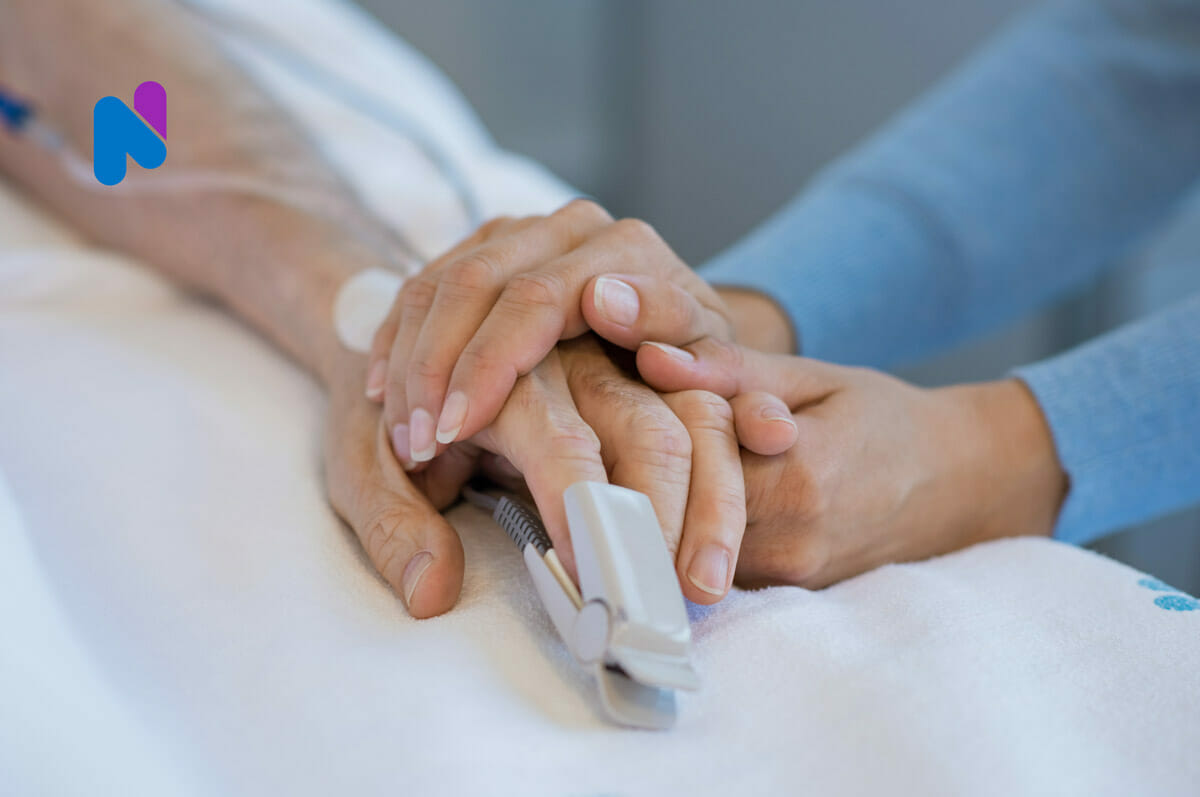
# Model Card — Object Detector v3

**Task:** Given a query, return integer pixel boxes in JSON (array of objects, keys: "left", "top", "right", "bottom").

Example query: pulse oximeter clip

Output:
[
  {"left": 329, "top": 269, "right": 700, "bottom": 727},
  {"left": 464, "top": 481, "right": 700, "bottom": 729}
]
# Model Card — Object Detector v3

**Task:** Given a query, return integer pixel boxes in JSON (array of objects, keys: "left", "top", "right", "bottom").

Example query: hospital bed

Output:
[{"left": 1, "top": 1, "right": 1197, "bottom": 793}]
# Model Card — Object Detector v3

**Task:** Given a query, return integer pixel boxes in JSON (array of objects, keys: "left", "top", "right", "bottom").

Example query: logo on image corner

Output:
[{"left": 93, "top": 81, "right": 167, "bottom": 186}]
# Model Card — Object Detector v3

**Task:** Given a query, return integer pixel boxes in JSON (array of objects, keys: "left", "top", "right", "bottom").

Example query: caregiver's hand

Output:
[
  {"left": 636, "top": 339, "right": 1069, "bottom": 588},
  {"left": 364, "top": 200, "right": 736, "bottom": 464}
]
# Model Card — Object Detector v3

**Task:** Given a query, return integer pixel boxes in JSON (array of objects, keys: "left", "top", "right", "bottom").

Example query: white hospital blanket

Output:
[{"left": 1, "top": 1, "right": 1199, "bottom": 794}]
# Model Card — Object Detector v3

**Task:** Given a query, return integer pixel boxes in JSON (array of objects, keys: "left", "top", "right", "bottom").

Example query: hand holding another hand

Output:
[
  {"left": 636, "top": 339, "right": 1069, "bottom": 587},
  {"left": 324, "top": 336, "right": 797, "bottom": 617},
  {"left": 364, "top": 199, "right": 737, "bottom": 465},
  {"left": 347, "top": 198, "right": 1063, "bottom": 601}
]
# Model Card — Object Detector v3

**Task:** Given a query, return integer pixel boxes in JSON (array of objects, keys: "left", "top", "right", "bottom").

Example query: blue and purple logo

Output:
[{"left": 93, "top": 81, "right": 167, "bottom": 186}]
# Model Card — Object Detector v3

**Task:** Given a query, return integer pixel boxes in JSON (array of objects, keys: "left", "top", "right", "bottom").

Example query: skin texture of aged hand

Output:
[
  {"left": 364, "top": 203, "right": 795, "bottom": 466},
  {"left": 0, "top": 1, "right": 796, "bottom": 616},
  {"left": 351, "top": 335, "right": 798, "bottom": 609}
]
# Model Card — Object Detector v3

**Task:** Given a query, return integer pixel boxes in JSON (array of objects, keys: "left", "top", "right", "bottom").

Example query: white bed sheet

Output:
[{"left": 1, "top": 1, "right": 1198, "bottom": 794}]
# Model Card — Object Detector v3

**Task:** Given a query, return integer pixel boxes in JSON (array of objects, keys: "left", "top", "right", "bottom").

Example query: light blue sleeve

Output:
[
  {"left": 699, "top": 0, "right": 1200, "bottom": 544},
  {"left": 700, "top": 0, "right": 1200, "bottom": 367},
  {"left": 1014, "top": 294, "right": 1200, "bottom": 545}
]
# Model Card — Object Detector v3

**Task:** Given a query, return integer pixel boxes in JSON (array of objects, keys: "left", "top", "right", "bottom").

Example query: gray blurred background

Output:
[{"left": 356, "top": 0, "right": 1200, "bottom": 592}]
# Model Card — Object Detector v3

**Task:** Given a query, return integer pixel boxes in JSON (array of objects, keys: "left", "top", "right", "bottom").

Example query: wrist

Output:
[
  {"left": 202, "top": 198, "right": 390, "bottom": 390},
  {"left": 325, "top": 346, "right": 370, "bottom": 410},
  {"left": 715, "top": 285, "right": 797, "bottom": 354},
  {"left": 944, "top": 379, "right": 1067, "bottom": 545}
]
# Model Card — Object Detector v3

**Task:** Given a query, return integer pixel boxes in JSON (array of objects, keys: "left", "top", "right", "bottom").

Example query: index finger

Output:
[{"left": 366, "top": 215, "right": 516, "bottom": 398}]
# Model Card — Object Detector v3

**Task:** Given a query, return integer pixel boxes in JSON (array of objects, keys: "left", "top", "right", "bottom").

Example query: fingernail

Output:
[
  {"left": 594, "top": 277, "right": 640, "bottom": 326},
  {"left": 435, "top": 391, "right": 468, "bottom": 445},
  {"left": 760, "top": 404, "right": 797, "bottom": 428},
  {"left": 402, "top": 550, "right": 434, "bottom": 608},
  {"left": 688, "top": 544, "right": 730, "bottom": 596},
  {"left": 409, "top": 408, "right": 436, "bottom": 462},
  {"left": 365, "top": 360, "right": 386, "bottom": 400},
  {"left": 642, "top": 341, "right": 695, "bottom": 362},
  {"left": 390, "top": 424, "right": 417, "bottom": 471}
]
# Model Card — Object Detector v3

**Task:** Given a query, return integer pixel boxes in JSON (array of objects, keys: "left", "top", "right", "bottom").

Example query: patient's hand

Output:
[
  {"left": 363, "top": 200, "right": 744, "bottom": 464},
  {"left": 635, "top": 339, "right": 1069, "bottom": 588},
  {"left": 324, "top": 335, "right": 796, "bottom": 615},
  {"left": 324, "top": 356, "right": 466, "bottom": 618}
]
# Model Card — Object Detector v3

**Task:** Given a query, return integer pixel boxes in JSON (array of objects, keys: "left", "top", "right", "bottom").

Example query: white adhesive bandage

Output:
[{"left": 333, "top": 267, "right": 405, "bottom": 353}]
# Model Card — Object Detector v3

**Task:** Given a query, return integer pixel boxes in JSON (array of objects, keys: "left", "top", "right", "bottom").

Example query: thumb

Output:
[
  {"left": 636, "top": 337, "right": 841, "bottom": 410},
  {"left": 729, "top": 391, "right": 799, "bottom": 456},
  {"left": 582, "top": 273, "right": 732, "bottom": 350},
  {"left": 325, "top": 408, "right": 465, "bottom": 619}
]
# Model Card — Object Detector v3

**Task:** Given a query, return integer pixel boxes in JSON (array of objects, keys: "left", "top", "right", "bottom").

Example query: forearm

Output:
[
  {"left": 0, "top": 0, "right": 398, "bottom": 386},
  {"left": 703, "top": 0, "right": 1200, "bottom": 367}
]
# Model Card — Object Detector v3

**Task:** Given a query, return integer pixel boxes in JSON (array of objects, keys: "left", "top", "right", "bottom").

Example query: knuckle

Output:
[
  {"left": 505, "top": 271, "right": 566, "bottom": 313},
  {"left": 613, "top": 217, "right": 661, "bottom": 246},
  {"left": 705, "top": 482, "right": 748, "bottom": 529},
  {"left": 399, "top": 278, "right": 438, "bottom": 314},
  {"left": 507, "top": 374, "right": 543, "bottom": 416},
  {"left": 628, "top": 411, "right": 692, "bottom": 469},
  {"left": 724, "top": 340, "right": 747, "bottom": 372},
  {"left": 452, "top": 344, "right": 494, "bottom": 381},
  {"left": 715, "top": 481, "right": 748, "bottom": 517},
  {"left": 361, "top": 508, "right": 410, "bottom": 574},
  {"left": 574, "top": 375, "right": 697, "bottom": 471},
  {"left": 578, "top": 369, "right": 640, "bottom": 405},
  {"left": 384, "top": 366, "right": 407, "bottom": 399},
  {"left": 690, "top": 472, "right": 745, "bottom": 527},
  {"left": 460, "top": 338, "right": 527, "bottom": 391},
  {"left": 669, "top": 389, "right": 734, "bottom": 433},
  {"left": 702, "top": 340, "right": 748, "bottom": 394},
  {"left": 478, "top": 215, "right": 514, "bottom": 237},
  {"left": 561, "top": 197, "right": 612, "bottom": 224},
  {"left": 406, "top": 354, "right": 444, "bottom": 385},
  {"left": 442, "top": 252, "right": 503, "bottom": 293},
  {"left": 545, "top": 419, "right": 603, "bottom": 462},
  {"left": 666, "top": 283, "right": 702, "bottom": 328},
  {"left": 506, "top": 377, "right": 600, "bottom": 462}
]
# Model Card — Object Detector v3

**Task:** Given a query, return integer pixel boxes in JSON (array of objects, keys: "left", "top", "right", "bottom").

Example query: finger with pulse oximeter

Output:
[{"left": 463, "top": 481, "right": 700, "bottom": 729}]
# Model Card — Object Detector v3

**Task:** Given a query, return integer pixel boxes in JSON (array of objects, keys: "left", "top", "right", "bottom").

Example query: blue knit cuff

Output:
[
  {"left": 698, "top": 182, "right": 954, "bottom": 368},
  {"left": 1014, "top": 295, "right": 1200, "bottom": 546}
]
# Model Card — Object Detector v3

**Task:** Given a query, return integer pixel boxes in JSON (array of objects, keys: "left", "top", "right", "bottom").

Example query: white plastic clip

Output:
[{"left": 522, "top": 482, "right": 700, "bottom": 729}]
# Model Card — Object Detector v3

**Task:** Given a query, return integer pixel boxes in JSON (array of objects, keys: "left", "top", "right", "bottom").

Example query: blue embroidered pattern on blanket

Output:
[{"left": 1137, "top": 577, "right": 1199, "bottom": 611}]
